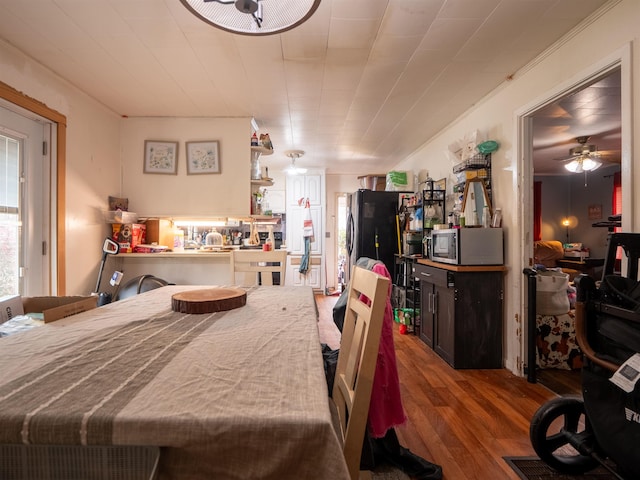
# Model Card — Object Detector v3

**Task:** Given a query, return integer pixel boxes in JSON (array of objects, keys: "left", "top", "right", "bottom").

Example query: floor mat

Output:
[
  {"left": 371, "top": 464, "right": 410, "bottom": 479},
  {"left": 503, "top": 457, "right": 619, "bottom": 480}
]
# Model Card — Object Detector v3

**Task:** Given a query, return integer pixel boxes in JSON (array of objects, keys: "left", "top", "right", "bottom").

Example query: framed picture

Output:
[
  {"left": 144, "top": 140, "right": 178, "bottom": 174},
  {"left": 186, "top": 141, "right": 220, "bottom": 175},
  {"left": 588, "top": 204, "right": 603, "bottom": 220}
]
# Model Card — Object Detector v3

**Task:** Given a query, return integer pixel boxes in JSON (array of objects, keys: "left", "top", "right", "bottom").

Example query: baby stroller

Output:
[{"left": 530, "top": 233, "right": 640, "bottom": 479}]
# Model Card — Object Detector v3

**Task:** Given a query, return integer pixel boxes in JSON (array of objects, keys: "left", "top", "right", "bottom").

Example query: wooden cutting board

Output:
[{"left": 171, "top": 288, "right": 247, "bottom": 314}]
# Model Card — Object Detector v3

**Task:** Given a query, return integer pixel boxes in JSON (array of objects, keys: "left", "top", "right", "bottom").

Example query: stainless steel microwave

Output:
[{"left": 430, "top": 228, "right": 503, "bottom": 265}]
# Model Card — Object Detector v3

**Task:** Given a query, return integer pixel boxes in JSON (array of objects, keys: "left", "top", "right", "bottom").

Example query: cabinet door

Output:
[
  {"left": 415, "top": 264, "right": 442, "bottom": 347},
  {"left": 419, "top": 280, "right": 434, "bottom": 347},
  {"left": 433, "top": 283, "right": 455, "bottom": 367},
  {"left": 287, "top": 175, "right": 306, "bottom": 205},
  {"left": 454, "top": 271, "right": 503, "bottom": 369},
  {"left": 288, "top": 265, "right": 305, "bottom": 286},
  {"left": 286, "top": 262, "right": 321, "bottom": 288},
  {"left": 306, "top": 175, "right": 322, "bottom": 205},
  {"left": 287, "top": 174, "right": 322, "bottom": 206}
]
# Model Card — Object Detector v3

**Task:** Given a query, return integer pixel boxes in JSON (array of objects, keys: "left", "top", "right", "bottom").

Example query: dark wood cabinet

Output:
[{"left": 414, "top": 261, "right": 504, "bottom": 369}]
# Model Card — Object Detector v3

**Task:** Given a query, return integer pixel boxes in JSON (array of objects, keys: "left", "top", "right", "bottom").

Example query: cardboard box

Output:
[
  {"left": 22, "top": 296, "right": 98, "bottom": 323},
  {"left": 0, "top": 295, "right": 25, "bottom": 324},
  {"left": 144, "top": 218, "right": 175, "bottom": 249},
  {"left": 111, "top": 223, "right": 146, "bottom": 253}
]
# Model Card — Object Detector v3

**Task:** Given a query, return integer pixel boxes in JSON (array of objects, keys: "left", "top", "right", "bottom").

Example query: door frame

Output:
[
  {"left": 0, "top": 81, "right": 67, "bottom": 294},
  {"left": 514, "top": 43, "right": 632, "bottom": 376}
]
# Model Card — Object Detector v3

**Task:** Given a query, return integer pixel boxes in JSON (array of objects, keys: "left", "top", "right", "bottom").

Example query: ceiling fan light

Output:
[
  {"left": 582, "top": 157, "right": 602, "bottom": 171},
  {"left": 564, "top": 160, "right": 582, "bottom": 173}
]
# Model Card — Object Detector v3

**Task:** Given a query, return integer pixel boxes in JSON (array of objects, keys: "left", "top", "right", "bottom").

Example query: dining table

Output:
[{"left": 0, "top": 285, "right": 349, "bottom": 480}]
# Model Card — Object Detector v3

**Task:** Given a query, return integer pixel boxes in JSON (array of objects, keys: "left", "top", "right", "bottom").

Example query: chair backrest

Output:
[
  {"left": 230, "top": 249, "right": 287, "bottom": 287},
  {"left": 332, "top": 265, "right": 390, "bottom": 480}
]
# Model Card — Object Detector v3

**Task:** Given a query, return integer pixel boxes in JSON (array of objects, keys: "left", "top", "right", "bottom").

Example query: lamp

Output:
[
  {"left": 284, "top": 150, "right": 307, "bottom": 175},
  {"left": 180, "top": 0, "right": 321, "bottom": 36},
  {"left": 562, "top": 218, "right": 570, "bottom": 244}
]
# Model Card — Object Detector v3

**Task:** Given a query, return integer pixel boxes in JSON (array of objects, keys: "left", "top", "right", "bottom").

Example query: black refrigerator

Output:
[{"left": 346, "top": 189, "right": 407, "bottom": 281}]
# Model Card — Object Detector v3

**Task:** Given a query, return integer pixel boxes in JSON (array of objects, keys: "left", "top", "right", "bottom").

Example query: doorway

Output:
[
  {"left": 335, "top": 193, "right": 348, "bottom": 293},
  {"left": 518, "top": 47, "right": 631, "bottom": 393}
]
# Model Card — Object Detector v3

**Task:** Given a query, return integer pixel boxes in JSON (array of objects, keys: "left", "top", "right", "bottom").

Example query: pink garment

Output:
[{"left": 364, "top": 263, "right": 406, "bottom": 438}]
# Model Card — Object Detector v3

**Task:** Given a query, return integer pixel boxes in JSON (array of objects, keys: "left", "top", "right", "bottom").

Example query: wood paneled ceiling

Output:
[{"left": 0, "top": 0, "right": 613, "bottom": 173}]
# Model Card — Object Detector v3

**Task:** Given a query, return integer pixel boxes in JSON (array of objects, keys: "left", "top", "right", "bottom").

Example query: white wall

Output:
[
  {"left": 0, "top": 39, "right": 121, "bottom": 296},
  {"left": 392, "top": 1, "right": 639, "bottom": 374},
  {"left": 120, "top": 117, "right": 250, "bottom": 218}
]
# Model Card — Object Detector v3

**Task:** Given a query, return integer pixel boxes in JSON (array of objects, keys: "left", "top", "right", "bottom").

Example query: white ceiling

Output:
[{"left": 0, "top": 0, "right": 612, "bottom": 174}]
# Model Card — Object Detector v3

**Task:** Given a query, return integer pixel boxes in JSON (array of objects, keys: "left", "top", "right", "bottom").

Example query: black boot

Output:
[{"left": 372, "top": 429, "right": 443, "bottom": 480}]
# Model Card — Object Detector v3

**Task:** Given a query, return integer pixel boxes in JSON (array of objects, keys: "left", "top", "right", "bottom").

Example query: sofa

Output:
[{"left": 533, "top": 240, "right": 579, "bottom": 280}]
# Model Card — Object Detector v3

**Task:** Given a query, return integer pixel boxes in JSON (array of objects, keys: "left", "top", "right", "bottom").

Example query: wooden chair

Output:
[
  {"left": 229, "top": 249, "right": 287, "bottom": 286},
  {"left": 331, "top": 265, "right": 390, "bottom": 480}
]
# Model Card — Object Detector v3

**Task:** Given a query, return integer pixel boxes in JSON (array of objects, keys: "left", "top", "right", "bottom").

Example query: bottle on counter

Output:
[
  {"left": 251, "top": 132, "right": 259, "bottom": 146},
  {"left": 173, "top": 228, "right": 185, "bottom": 252},
  {"left": 267, "top": 225, "right": 275, "bottom": 247},
  {"left": 491, "top": 208, "right": 503, "bottom": 228},
  {"left": 482, "top": 206, "right": 491, "bottom": 228}
]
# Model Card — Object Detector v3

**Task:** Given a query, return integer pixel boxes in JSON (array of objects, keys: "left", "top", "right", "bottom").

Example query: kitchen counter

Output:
[
  {"left": 416, "top": 258, "right": 508, "bottom": 272},
  {"left": 118, "top": 251, "right": 232, "bottom": 258},
  {"left": 110, "top": 251, "right": 233, "bottom": 287},
  {"left": 109, "top": 249, "right": 290, "bottom": 288}
]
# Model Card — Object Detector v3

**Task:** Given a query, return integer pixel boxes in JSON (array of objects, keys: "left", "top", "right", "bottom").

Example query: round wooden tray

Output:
[{"left": 171, "top": 287, "right": 247, "bottom": 314}]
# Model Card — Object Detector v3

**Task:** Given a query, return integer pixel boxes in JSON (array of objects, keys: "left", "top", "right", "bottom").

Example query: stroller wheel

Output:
[{"left": 530, "top": 396, "right": 600, "bottom": 475}]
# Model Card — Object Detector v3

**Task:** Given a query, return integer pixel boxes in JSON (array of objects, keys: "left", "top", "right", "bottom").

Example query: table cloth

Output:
[{"left": 0, "top": 285, "right": 349, "bottom": 480}]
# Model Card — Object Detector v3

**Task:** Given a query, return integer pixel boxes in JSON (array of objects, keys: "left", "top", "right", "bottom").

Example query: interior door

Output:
[{"left": 0, "top": 104, "right": 50, "bottom": 296}]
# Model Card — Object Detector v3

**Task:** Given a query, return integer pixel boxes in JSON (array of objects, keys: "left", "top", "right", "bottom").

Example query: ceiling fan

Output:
[
  {"left": 557, "top": 136, "right": 603, "bottom": 173},
  {"left": 204, "top": 0, "right": 263, "bottom": 27}
]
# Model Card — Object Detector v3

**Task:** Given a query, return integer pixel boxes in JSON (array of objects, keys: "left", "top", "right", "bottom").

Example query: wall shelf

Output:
[
  {"left": 251, "top": 145, "right": 273, "bottom": 157},
  {"left": 251, "top": 179, "right": 274, "bottom": 187}
]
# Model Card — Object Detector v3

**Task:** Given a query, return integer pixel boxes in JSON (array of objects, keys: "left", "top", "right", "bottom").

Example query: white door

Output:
[
  {"left": 288, "top": 205, "right": 322, "bottom": 255},
  {"left": 0, "top": 104, "right": 50, "bottom": 296}
]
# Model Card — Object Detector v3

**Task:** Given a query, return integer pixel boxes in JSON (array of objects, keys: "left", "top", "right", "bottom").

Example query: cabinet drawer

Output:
[{"left": 414, "top": 264, "right": 448, "bottom": 287}]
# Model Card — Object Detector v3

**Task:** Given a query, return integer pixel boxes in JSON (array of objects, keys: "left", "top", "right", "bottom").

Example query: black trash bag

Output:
[{"left": 321, "top": 343, "right": 339, "bottom": 395}]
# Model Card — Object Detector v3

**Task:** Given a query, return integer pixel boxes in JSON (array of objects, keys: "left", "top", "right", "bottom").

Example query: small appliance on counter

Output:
[
  {"left": 403, "top": 232, "right": 422, "bottom": 256},
  {"left": 430, "top": 227, "right": 503, "bottom": 265},
  {"left": 205, "top": 228, "right": 223, "bottom": 246}
]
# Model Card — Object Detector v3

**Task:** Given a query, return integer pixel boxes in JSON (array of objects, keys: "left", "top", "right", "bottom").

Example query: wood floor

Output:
[{"left": 316, "top": 294, "right": 562, "bottom": 480}]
